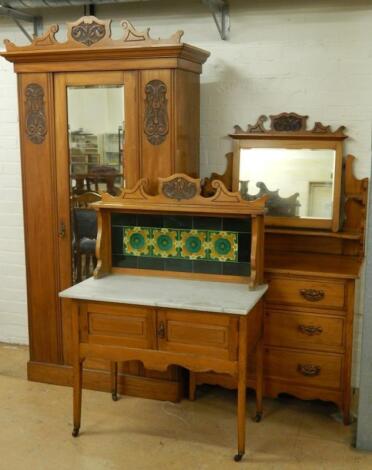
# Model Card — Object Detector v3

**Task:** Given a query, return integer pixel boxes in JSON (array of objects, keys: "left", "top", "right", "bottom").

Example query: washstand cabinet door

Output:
[
  {"left": 79, "top": 302, "right": 156, "bottom": 349},
  {"left": 156, "top": 309, "right": 238, "bottom": 360}
]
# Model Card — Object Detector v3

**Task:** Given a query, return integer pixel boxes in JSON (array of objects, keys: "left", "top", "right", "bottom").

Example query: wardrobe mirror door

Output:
[{"left": 67, "top": 84, "right": 125, "bottom": 283}]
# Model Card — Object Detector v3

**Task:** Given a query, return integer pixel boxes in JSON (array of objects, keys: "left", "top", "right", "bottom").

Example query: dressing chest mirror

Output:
[{"left": 231, "top": 113, "right": 346, "bottom": 231}]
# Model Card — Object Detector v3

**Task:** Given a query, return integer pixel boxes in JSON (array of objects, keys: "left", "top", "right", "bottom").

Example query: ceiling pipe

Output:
[{"left": 0, "top": 0, "right": 145, "bottom": 7}]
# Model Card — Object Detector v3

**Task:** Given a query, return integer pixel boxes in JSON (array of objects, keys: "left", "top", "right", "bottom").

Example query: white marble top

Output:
[{"left": 59, "top": 274, "right": 268, "bottom": 316}]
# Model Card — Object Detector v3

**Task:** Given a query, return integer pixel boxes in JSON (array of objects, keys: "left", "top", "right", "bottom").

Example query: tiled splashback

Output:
[{"left": 111, "top": 213, "right": 251, "bottom": 276}]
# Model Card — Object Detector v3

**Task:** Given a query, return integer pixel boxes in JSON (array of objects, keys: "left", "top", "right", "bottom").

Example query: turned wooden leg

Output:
[
  {"left": 255, "top": 337, "right": 263, "bottom": 422},
  {"left": 189, "top": 371, "right": 197, "bottom": 401},
  {"left": 235, "top": 316, "right": 248, "bottom": 462},
  {"left": 72, "top": 358, "right": 83, "bottom": 437},
  {"left": 85, "top": 254, "right": 91, "bottom": 279},
  {"left": 71, "top": 302, "right": 82, "bottom": 437},
  {"left": 76, "top": 250, "right": 82, "bottom": 283},
  {"left": 235, "top": 370, "right": 247, "bottom": 461},
  {"left": 111, "top": 361, "right": 119, "bottom": 401}
]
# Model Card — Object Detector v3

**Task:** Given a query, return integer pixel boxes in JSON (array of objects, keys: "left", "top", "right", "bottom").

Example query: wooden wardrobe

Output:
[{"left": 1, "top": 16, "right": 209, "bottom": 400}]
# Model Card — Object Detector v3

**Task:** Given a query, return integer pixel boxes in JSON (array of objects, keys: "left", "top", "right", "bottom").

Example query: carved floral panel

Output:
[
  {"left": 144, "top": 79, "right": 169, "bottom": 145},
  {"left": 25, "top": 83, "right": 47, "bottom": 145}
]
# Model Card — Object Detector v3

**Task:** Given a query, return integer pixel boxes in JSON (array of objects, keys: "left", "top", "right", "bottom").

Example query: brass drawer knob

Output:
[
  {"left": 299, "top": 289, "right": 325, "bottom": 302},
  {"left": 157, "top": 321, "right": 166, "bottom": 339},
  {"left": 298, "top": 325, "right": 323, "bottom": 336},
  {"left": 297, "top": 363, "right": 321, "bottom": 376}
]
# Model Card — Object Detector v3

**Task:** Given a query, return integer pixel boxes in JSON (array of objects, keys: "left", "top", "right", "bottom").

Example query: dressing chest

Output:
[{"left": 194, "top": 114, "right": 368, "bottom": 424}]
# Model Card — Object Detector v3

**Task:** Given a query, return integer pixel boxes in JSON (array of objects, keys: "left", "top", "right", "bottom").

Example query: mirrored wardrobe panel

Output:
[
  {"left": 68, "top": 84, "right": 124, "bottom": 196},
  {"left": 67, "top": 84, "right": 124, "bottom": 283}
]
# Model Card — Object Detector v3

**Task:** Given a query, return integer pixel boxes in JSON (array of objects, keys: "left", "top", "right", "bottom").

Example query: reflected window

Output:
[{"left": 239, "top": 148, "right": 335, "bottom": 219}]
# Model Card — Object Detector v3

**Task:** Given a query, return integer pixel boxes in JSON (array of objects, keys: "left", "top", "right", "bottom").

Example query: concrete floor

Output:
[{"left": 0, "top": 344, "right": 371, "bottom": 470}]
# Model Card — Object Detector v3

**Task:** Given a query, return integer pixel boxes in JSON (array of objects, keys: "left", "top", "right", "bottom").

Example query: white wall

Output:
[{"left": 0, "top": 0, "right": 371, "bottom": 383}]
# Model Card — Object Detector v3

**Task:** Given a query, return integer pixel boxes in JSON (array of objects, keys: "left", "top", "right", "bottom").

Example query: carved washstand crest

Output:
[{"left": 162, "top": 176, "right": 197, "bottom": 200}]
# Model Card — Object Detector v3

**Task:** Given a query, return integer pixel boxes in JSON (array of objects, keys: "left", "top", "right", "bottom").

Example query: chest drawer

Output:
[
  {"left": 157, "top": 309, "right": 238, "bottom": 361},
  {"left": 265, "top": 310, "right": 344, "bottom": 352},
  {"left": 80, "top": 302, "right": 156, "bottom": 349},
  {"left": 265, "top": 347, "right": 342, "bottom": 390},
  {"left": 266, "top": 277, "right": 345, "bottom": 310}
]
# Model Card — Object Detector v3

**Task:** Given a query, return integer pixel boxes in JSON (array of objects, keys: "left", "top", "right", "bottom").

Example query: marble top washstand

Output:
[{"left": 59, "top": 274, "right": 268, "bottom": 316}]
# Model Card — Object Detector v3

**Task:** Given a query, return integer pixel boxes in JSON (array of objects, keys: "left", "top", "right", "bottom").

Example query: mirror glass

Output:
[
  {"left": 67, "top": 84, "right": 124, "bottom": 283},
  {"left": 239, "top": 148, "right": 336, "bottom": 219}
]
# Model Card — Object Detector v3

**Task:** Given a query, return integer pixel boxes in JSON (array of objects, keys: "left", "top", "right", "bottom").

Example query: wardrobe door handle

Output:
[
  {"left": 157, "top": 321, "right": 166, "bottom": 339},
  {"left": 298, "top": 325, "right": 323, "bottom": 336},
  {"left": 297, "top": 364, "right": 321, "bottom": 377},
  {"left": 58, "top": 221, "right": 66, "bottom": 238},
  {"left": 299, "top": 289, "right": 325, "bottom": 302}
]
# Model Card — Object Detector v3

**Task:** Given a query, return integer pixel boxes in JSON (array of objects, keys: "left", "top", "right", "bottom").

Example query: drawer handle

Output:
[
  {"left": 157, "top": 321, "right": 166, "bottom": 339},
  {"left": 298, "top": 325, "right": 323, "bottom": 336},
  {"left": 299, "top": 289, "right": 325, "bottom": 302},
  {"left": 297, "top": 363, "right": 321, "bottom": 377}
]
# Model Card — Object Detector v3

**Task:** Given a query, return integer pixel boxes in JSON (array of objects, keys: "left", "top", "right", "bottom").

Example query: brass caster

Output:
[
  {"left": 254, "top": 412, "right": 262, "bottom": 423},
  {"left": 72, "top": 427, "right": 80, "bottom": 438},
  {"left": 234, "top": 453, "right": 244, "bottom": 462}
]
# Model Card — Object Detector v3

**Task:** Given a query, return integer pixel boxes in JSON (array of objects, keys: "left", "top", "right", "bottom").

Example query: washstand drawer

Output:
[
  {"left": 267, "top": 277, "right": 345, "bottom": 310},
  {"left": 157, "top": 309, "right": 238, "bottom": 361},
  {"left": 265, "top": 310, "right": 344, "bottom": 352},
  {"left": 80, "top": 302, "right": 156, "bottom": 349},
  {"left": 265, "top": 348, "right": 342, "bottom": 390}
]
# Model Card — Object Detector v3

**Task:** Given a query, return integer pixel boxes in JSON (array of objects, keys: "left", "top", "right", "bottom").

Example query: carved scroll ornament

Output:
[
  {"left": 25, "top": 83, "right": 47, "bottom": 144},
  {"left": 162, "top": 176, "right": 197, "bottom": 201},
  {"left": 3, "top": 16, "right": 185, "bottom": 52},
  {"left": 232, "top": 112, "right": 347, "bottom": 138},
  {"left": 144, "top": 80, "right": 169, "bottom": 145}
]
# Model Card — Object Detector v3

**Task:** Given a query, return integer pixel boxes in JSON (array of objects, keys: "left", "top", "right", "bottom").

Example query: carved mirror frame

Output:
[{"left": 230, "top": 113, "right": 346, "bottom": 232}]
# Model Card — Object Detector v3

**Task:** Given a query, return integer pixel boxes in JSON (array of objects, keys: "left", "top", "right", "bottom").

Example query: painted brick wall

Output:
[{"left": 0, "top": 0, "right": 371, "bottom": 384}]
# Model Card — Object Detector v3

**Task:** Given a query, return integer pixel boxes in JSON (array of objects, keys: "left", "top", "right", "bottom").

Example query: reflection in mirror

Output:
[
  {"left": 239, "top": 148, "right": 335, "bottom": 219},
  {"left": 67, "top": 84, "right": 124, "bottom": 283}
]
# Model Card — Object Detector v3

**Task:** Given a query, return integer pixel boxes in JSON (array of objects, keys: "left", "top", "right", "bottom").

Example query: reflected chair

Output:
[
  {"left": 88, "top": 165, "right": 122, "bottom": 195},
  {"left": 71, "top": 192, "right": 101, "bottom": 282}
]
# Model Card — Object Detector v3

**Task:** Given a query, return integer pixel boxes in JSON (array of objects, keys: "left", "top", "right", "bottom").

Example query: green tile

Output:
[
  {"left": 123, "top": 226, "right": 152, "bottom": 257},
  {"left": 208, "top": 231, "right": 238, "bottom": 262}
]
